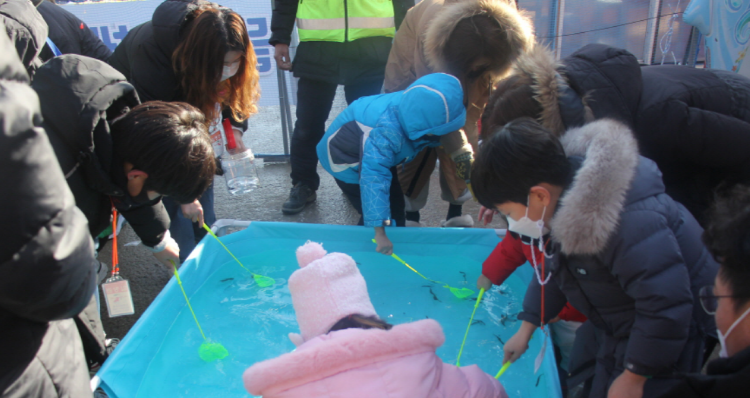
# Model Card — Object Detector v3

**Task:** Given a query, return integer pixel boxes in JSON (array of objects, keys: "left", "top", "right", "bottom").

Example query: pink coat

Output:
[{"left": 243, "top": 319, "right": 507, "bottom": 398}]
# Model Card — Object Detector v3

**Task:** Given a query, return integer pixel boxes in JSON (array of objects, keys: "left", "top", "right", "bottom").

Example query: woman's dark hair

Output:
[
  {"left": 328, "top": 314, "right": 393, "bottom": 333},
  {"left": 703, "top": 184, "right": 750, "bottom": 311},
  {"left": 471, "top": 117, "right": 571, "bottom": 208},
  {"left": 173, "top": 7, "right": 260, "bottom": 123},
  {"left": 481, "top": 73, "right": 542, "bottom": 138},
  {"left": 110, "top": 101, "right": 216, "bottom": 204}
]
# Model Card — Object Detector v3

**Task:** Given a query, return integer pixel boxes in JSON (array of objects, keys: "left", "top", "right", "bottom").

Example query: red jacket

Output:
[{"left": 483, "top": 232, "right": 587, "bottom": 323}]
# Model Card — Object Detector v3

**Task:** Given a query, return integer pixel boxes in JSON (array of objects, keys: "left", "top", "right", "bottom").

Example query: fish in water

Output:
[
  {"left": 459, "top": 271, "right": 467, "bottom": 282},
  {"left": 471, "top": 320, "right": 485, "bottom": 326},
  {"left": 494, "top": 334, "right": 505, "bottom": 345},
  {"left": 421, "top": 285, "right": 441, "bottom": 302},
  {"left": 536, "top": 374, "right": 543, "bottom": 387},
  {"left": 220, "top": 278, "right": 234, "bottom": 282}
]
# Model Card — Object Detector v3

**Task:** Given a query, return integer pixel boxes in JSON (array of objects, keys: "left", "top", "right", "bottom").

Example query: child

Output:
[
  {"left": 317, "top": 73, "right": 466, "bottom": 255},
  {"left": 470, "top": 118, "right": 718, "bottom": 398},
  {"left": 243, "top": 241, "right": 507, "bottom": 398}
]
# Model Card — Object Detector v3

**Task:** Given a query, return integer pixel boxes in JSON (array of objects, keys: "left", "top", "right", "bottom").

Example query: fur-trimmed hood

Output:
[
  {"left": 424, "top": 0, "right": 534, "bottom": 77},
  {"left": 243, "top": 319, "right": 446, "bottom": 396},
  {"left": 551, "top": 119, "right": 643, "bottom": 255},
  {"left": 507, "top": 44, "right": 642, "bottom": 136}
]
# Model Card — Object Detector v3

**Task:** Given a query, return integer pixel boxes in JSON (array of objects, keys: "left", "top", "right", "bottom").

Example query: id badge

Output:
[
  {"left": 102, "top": 276, "right": 135, "bottom": 317},
  {"left": 534, "top": 328, "right": 549, "bottom": 374}
]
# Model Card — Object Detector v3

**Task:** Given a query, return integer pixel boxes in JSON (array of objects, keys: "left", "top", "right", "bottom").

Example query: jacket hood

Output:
[
  {"left": 397, "top": 73, "right": 466, "bottom": 140},
  {"left": 32, "top": 55, "right": 139, "bottom": 151},
  {"left": 511, "top": 44, "right": 642, "bottom": 136},
  {"left": 0, "top": 0, "right": 47, "bottom": 77},
  {"left": 424, "top": 0, "right": 534, "bottom": 77},
  {"left": 243, "top": 319, "right": 445, "bottom": 396},
  {"left": 551, "top": 119, "right": 641, "bottom": 255},
  {"left": 151, "top": 0, "right": 215, "bottom": 58}
]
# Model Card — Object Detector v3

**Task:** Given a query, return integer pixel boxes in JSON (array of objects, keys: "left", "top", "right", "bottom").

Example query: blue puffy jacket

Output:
[{"left": 317, "top": 73, "right": 466, "bottom": 227}]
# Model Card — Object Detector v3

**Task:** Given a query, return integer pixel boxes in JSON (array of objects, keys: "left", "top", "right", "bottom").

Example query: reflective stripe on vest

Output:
[{"left": 296, "top": 0, "right": 395, "bottom": 42}]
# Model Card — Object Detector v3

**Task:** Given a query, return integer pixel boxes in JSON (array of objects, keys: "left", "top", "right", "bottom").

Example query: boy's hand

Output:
[
  {"left": 477, "top": 274, "right": 493, "bottom": 290},
  {"left": 232, "top": 127, "right": 247, "bottom": 152},
  {"left": 502, "top": 321, "right": 535, "bottom": 364},
  {"left": 153, "top": 237, "right": 180, "bottom": 267},
  {"left": 607, "top": 370, "right": 646, "bottom": 398},
  {"left": 181, "top": 199, "right": 204, "bottom": 225},
  {"left": 478, "top": 206, "right": 497, "bottom": 226},
  {"left": 374, "top": 227, "right": 393, "bottom": 255}
]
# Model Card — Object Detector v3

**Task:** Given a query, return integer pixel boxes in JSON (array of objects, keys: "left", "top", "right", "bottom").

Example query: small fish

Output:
[
  {"left": 536, "top": 374, "right": 543, "bottom": 387},
  {"left": 500, "top": 314, "right": 508, "bottom": 327},
  {"left": 459, "top": 271, "right": 467, "bottom": 282},
  {"left": 220, "top": 278, "right": 234, "bottom": 282},
  {"left": 494, "top": 334, "right": 505, "bottom": 345},
  {"left": 471, "top": 320, "right": 485, "bottom": 326},
  {"left": 356, "top": 262, "right": 362, "bottom": 265},
  {"left": 428, "top": 287, "right": 441, "bottom": 302}
]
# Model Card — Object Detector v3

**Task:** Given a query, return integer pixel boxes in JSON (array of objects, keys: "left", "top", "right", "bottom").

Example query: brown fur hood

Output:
[{"left": 423, "top": 0, "right": 535, "bottom": 77}]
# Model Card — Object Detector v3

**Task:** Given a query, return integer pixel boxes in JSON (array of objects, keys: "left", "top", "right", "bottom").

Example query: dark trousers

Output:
[
  {"left": 290, "top": 77, "right": 383, "bottom": 190},
  {"left": 334, "top": 167, "right": 406, "bottom": 227}
]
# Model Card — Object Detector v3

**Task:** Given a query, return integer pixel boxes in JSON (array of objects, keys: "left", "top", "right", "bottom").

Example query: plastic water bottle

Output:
[{"left": 221, "top": 119, "right": 259, "bottom": 195}]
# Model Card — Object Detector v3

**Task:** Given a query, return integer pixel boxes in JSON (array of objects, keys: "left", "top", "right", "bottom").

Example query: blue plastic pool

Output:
[{"left": 96, "top": 222, "right": 562, "bottom": 398}]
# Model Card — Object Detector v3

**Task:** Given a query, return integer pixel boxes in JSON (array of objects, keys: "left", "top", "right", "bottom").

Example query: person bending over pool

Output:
[
  {"left": 470, "top": 118, "right": 718, "bottom": 398},
  {"left": 316, "top": 73, "right": 466, "bottom": 255},
  {"left": 243, "top": 241, "right": 506, "bottom": 398}
]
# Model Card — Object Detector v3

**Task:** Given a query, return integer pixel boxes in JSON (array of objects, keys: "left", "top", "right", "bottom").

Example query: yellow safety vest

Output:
[{"left": 296, "top": 0, "right": 395, "bottom": 42}]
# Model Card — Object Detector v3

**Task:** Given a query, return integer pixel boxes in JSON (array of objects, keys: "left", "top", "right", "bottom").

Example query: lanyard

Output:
[{"left": 110, "top": 204, "right": 120, "bottom": 278}]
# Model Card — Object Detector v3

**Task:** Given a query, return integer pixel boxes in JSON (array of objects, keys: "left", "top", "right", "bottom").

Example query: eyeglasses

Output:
[{"left": 699, "top": 285, "right": 735, "bottom": 315}]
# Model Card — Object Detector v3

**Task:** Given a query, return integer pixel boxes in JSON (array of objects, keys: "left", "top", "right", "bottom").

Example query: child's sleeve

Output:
[
  {"left": 609, "top": 210, "right": 695, "bottom": 377},
  {"left": 482, "top": 232, "right": 528, "bottom": 286},
  {"left": 360, "top": 115, "right": 403, "bottom": 227},
  {"left": 118, "top": 200, "right": 171, "bottom": 248}
]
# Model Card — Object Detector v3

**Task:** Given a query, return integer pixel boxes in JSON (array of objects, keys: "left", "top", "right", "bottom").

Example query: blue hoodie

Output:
[{"left": 317, "top": 73, "right": 466, "bottom": 227}]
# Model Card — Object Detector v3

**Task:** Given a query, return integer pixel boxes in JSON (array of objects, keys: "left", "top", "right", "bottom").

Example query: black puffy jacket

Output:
[
  {"left": 0, "top": 27, "right": 95, "bottom": 397},
  {"left": 37, "top": 1, "right": 111, "bottom": 62},
  {"left": 0, "top": 0, "right": 46, "bottom": 78},
  {"left": 269, "top": 0, "right": 414, "bottom": 85},
  {"left": 517, "top": 120, "right": 718, "bottom": 397},
  {"left": 521, "top": 43, "right": 750, "bottom": 225},
  {"left": 660, "top": 345, "right": 750, "bottom": 398},
  {"left": 31, "top": 55, "right": 170, "bottom": 248}
]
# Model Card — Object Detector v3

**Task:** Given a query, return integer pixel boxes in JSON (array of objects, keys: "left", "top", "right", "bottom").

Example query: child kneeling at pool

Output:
[{"left": 243, "top": 241, "right": 506, "bottom": 398}]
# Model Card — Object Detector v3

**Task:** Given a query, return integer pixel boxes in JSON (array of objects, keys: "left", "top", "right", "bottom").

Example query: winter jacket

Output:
[
  {"left": 32, "top": 55, "right": 171, "bottom": 248},
  {"left": 317, "top": 73, "right": 466, "bottom": 227},
  {"left": 517, "top": 119, "right": 718, "bottom": 397},
  {"left": 243, "top": 319, "right": 507, "bottom": 398},
  {"left": 108, "top": 0, "right": 246, "bottom": 130},
  {"left": 0, "top": 28, "right": 95, "bottom": 398},
  {"left": 0, "top": 0, "right": 46, "bottom": 78},
  {"left": 659, "top": 345, "right": 750, "bottom": 398},
  {"left": 37, "top": 1, "right": 111, "bottom": 62},
  {"left": 268, "top": 0, "right": 413, "bottom": 85},
  {"left": 511, "top": 43, "right": 750, "bottom": 225},
  {"left": 482, "top": 232, "right": 586, "bottom": 323}
]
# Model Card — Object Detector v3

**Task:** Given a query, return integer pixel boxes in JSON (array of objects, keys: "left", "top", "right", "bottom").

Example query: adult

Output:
[
  {"left": 0, "top": 27, "right": 95, "bottom": 398},
  {"left": 483, "top": 43, "right": 750, "bottom": 226},
  {"left": 32, "top": 55, "right": 216, "bottom": 367},
  {"left": 659, "top": 184, "right": 750, "bottom": 398},
  {"left": 110, "top": 0, "right": 261, "bottom": 261},
  {"left": 37, "top": 0, "right": 112, "bottom": 62},
  {"left": 271, "top": 0, "right": 414, "bottom": 215},
  {"left": 384, "top": 0, "right": 534, "bottom": 227},
  {"left": 0, "top": 0, "right": 46, "bottom": 78}
]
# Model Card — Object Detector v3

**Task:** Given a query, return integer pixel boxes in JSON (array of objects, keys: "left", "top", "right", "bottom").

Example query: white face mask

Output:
[
  {"left": 717, "top": 305, "right": 750, "bottom": 358},
  {"left": 507, "top": 196, "right": 548, "bottom": 240},
  {"left": 220, "top": 60, "right": 241, "bottom": 82}
]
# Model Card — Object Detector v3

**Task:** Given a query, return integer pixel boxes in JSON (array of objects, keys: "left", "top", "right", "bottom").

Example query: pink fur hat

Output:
[{"left": 288, "top": 241, "right": 377, "bottom": 345}]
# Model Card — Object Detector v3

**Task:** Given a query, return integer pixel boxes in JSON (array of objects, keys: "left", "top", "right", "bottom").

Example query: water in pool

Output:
[{"left": 136, "top": 249, "right": 551, "bottom": 398}]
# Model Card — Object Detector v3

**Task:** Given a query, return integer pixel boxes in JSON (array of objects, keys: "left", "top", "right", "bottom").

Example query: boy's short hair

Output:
[
  {"left": 703, "top": 184, "right": 750, "bottom": 311},
  {"left": 471, "top": 117, "right": 571, "bottom": 208},
  {"left": 110, "top": 101, "right": 216, "bottom": 204}
]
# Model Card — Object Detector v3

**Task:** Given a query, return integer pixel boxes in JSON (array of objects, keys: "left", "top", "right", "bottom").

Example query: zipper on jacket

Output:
[{"left": 344, "top": 0, "right": 348, "bottom": 42}]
